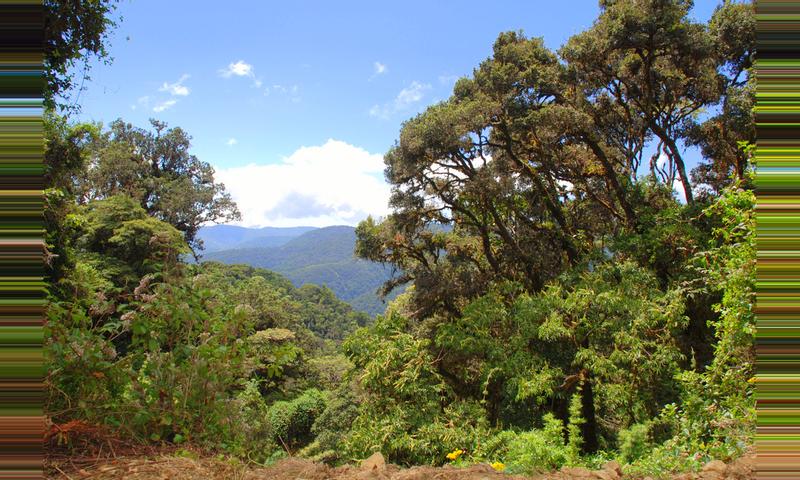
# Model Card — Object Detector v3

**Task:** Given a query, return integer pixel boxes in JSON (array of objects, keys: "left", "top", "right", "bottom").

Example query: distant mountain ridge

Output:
[
  {"left": 198, "top": 225, "right": 317, "bottom": 252},
  {"left": 199, "top": 225, "right": 399, "bottom": 316}
]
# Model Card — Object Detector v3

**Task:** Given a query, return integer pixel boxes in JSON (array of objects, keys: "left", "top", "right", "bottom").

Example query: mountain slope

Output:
[{"left": 202, "top": 226, "right": 399, "bottom": 316}]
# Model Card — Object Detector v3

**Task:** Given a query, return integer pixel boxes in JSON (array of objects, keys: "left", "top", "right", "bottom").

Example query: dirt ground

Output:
[{"left": 46, "top": 451, "right": 754, "bottom": 480}]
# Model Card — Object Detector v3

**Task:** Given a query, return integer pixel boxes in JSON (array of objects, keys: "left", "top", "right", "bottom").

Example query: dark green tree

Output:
[{"left": 80, "top": 119, "right": 240, "bottom": 254}]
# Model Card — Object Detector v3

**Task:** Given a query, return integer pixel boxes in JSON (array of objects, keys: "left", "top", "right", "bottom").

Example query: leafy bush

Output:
[
  {"left": 343, "top": 398, "right": 494, "bottom": 466},
  {"left": 267, "top": 388, "right": 327, "bottom": 449},
  {"left": 618, "top": 423, "right": 651, "bottom": 463},
  {"left": 502, "top": 414, "right": 573, "bottom": 473},
  {"left": 304, "top": 383, "right": 360, "bottom": 463}
]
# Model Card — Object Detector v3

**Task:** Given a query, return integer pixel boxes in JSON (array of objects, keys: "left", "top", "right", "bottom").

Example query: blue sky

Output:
[{"left": 73, "top": 0, "right": 720, "bottom": 227}]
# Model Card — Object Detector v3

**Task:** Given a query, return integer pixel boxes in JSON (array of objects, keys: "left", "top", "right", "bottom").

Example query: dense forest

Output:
[{"left": 45, "top": 1, "right": 755, "bottom": 478}]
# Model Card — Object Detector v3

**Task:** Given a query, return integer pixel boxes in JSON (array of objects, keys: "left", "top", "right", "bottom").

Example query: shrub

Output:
[
  {"left": 268, "top": 388, "right": 327, "bottom": 449},
  {"left": 305, "top": 383, "right": 360, "bottom": 463},
  {"left": 503, "top": 414, "right": 573, "bottom": 473},
  {"left": 618, "top": 423, "right": 651, "bottom": 463}
]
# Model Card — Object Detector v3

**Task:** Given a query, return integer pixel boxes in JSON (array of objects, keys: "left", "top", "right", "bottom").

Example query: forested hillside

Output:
[
  {"left": 204, "top": 226, "right": 400, "bottom": 315},
  {"left": 45, "top": 1, "right": 756, "bottom": 478}
]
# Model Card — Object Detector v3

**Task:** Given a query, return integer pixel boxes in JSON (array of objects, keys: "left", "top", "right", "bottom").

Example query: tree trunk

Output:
[
  {"left": 648, "top": 121, "right": 694, "bottom": 205},
  {"left": 580, "top": 373, "right": 599, "bottom": 454}
]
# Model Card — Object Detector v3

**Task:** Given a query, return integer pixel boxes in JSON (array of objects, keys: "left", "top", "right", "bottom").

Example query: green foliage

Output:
[
  {"left": 567, "top": 389, "right": 585, "bottom": 457},
  {"left": 340, "top": 312, "right": 497, "bottom": 465},
  {"left": 502, "top": 414, "right": 574, "bottom": 473},
  {"left": 267, "top": 389, "right": 327, "bottom": 450},
  {"left": 617, "top": 423, "right": 651, "bottom": 464},
  {"left": 620, "top": 182, "right": 756, "bottom": 477},
  {"left": 344, "top": 398, "right": 493, "bottom": 467},
  {"left": 232, "top": 379, "right": 278, "bottom": 459},
  {"left": 80, "top": 119, "right": 240, "bottom": 252},
  {"left": 72, "top": 195, "right": 188, "bottom": 287},
  {"left": 296, "top": 284, "right": 370, "bottom": 340},
  {"left": 305, "top": 383, "right": 360, "bottom": 463}
]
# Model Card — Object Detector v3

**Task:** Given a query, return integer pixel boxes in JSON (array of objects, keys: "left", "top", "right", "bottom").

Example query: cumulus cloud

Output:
[
  {"left": 266, "top": 192, "right": 339, "bottom": 219},
  {"left": 220, "top": 60, "right": 254, "bottom": 78},
  {"left": 656, "top": 151, "right": 669, "bottom": 170},
  {"left": 159, "top": 74, "right": 191, "bottom": 96},
  {"left": 215, "top": 139, "right": 390, "bottom": 227},
  {"left": 369, "top": 81, "right": 431, "bottom": 119},
  {"left": 152, "top": 99, "right": 177, "bottom": 112},
  {"left": 226, "top": 138, "right": 238, "bottom": 146}
]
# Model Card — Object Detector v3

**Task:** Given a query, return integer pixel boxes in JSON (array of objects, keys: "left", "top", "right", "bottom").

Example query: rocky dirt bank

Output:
[{"left": 47, "top": 452, "right": 754, "bottom": 480}]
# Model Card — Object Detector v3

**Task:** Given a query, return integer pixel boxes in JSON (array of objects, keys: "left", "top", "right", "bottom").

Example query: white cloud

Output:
[
  {"left": 214, "top": 139, "right": 390, "bottom": 227},
  {"left": 656, "top": 151, "right": 689, "bottom": 202},
  {"left": 226, "top": 138, "right": 238, "bottom": 146},
  {"left": 368, "top": 61, "right": 388, "bottom": 81},
  {"left": 396, "top": 81, "right": 429, "bottom": 105},
  {"left": 673, "top": 178, "right": 687, "bottom": 203},
  {"left": 369, "top": 80, "right": 431, "bottom": 119},
  {"left": 152, "top": 99, "right": 177, "bottom": 112},
  {"left": 656, "top": 151, "right": 669, "bottom": 170},
  {"left": 159, "top": 74, "right": 191, "bottom": 96},
  {"left": 220, "top": 60, "right": 254, "bottom": 78}
]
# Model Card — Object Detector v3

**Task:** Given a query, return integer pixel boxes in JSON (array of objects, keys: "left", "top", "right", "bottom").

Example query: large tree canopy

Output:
[
  {"left": 78, "top": 119, "right": 241, "bottom": 253},
  {"left": 357, "top": 0, "right": 753, "bottom": 320}
]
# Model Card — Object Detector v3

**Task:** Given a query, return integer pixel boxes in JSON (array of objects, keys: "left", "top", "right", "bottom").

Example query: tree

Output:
[
  {"left": 356, "top": 0, "right": 755, "bottom": 323},
  {"left": 561, "top": 0, "right": 724, "bottom": 205},
  {"left": 514, "top": 262, "right": 686, "bottom": 452},
  {"left": 80, "top": 119, "right": 240, "bottom": 254},
  {"left": 73, "top": 195, "right": 189, "bottom": 286},
  {"left": 355, "top": 31, "right": 641, "bottom": 319},
  {"left": 45, "top": 0, "right": 120, "bottom": 112},
  {"left": 352, "top": 0, "right": 755, "bottom": 464},
  {"left": 685, "top": 1, "right": 755, "bottom": 195},
  {"left": 44, "top": 113, "right": 100, "bottom": 290}
]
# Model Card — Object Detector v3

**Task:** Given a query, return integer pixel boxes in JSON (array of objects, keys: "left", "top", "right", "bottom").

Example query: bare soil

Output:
[
  {"left": 46, "top": 452, "right": 754, "bottom": 480},
  {"left": 45, "top": 421, "right": 754, "bottom": 479}
]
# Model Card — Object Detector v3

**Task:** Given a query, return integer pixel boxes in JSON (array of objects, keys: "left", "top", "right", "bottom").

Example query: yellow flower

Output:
[
  {"left": 446, "top": 449, "right": 464, "bottom": 461},
  {"left": 491, "top": 461, "right": 505, "bottom": 472}
]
